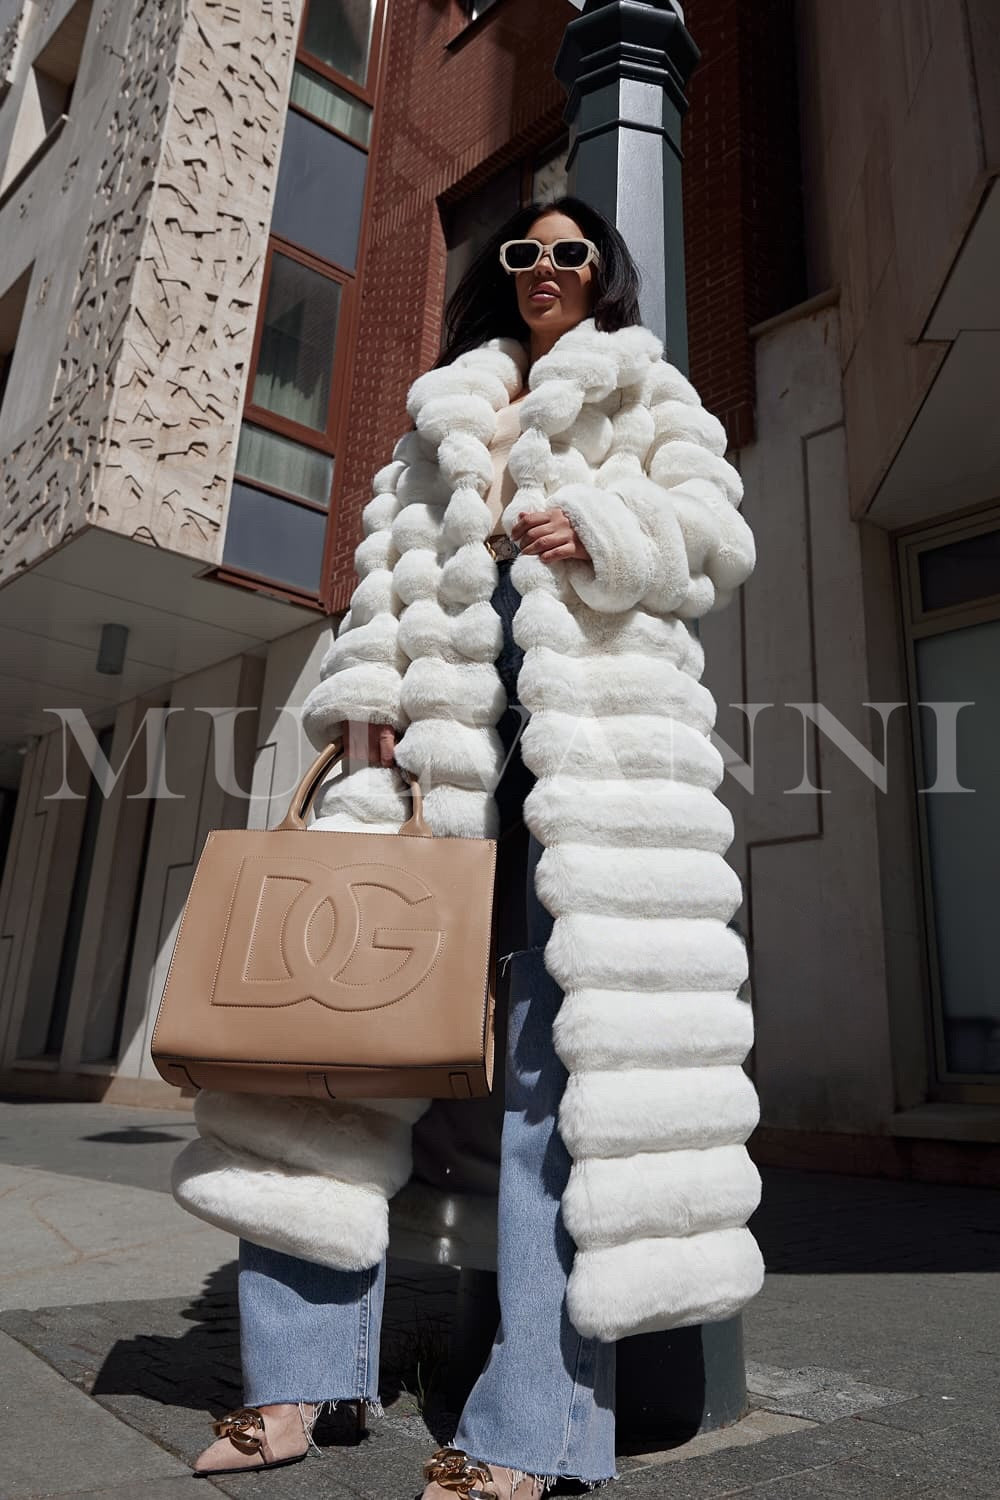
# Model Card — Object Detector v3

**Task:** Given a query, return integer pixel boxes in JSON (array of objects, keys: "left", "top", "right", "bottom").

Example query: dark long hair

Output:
[{"left": 434, "top": 194, "right": 642, "bottom": 369}]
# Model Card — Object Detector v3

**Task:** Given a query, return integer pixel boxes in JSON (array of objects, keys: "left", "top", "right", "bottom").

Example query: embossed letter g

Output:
[{"left": 212, "top": 857, "right": 443, "bottom": 1012}]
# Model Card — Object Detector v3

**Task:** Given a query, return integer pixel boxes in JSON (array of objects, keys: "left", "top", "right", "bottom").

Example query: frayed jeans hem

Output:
[
  {"left": 241, "top": 1396, "right": 385, "bottom": 1420},
  {"left": 446, "top": 1443, "right": 619, "bottom": 1493}
]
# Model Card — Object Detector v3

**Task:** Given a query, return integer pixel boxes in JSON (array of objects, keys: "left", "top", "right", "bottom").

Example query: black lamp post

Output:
[
  {"left": 556, "top": 0, "right": 698, "bottom": 372},
  {"left": 555, "top": 0, "right": 748, "bottom": 1441}
]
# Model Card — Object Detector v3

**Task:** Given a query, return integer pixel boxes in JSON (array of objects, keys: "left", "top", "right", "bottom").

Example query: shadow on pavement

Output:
[
  {"left": 88, "top": 1259, "right": 459, "bottom": 1444},
  {"left": 92, "top": 1262, "right": 242, "bottom": 1416},
  {"left": 751, "top": 1167, "right": 1000, "bottom": 1274},
  {"left": 82, "top": 1128, "right": 188, "bottom": 1144}
]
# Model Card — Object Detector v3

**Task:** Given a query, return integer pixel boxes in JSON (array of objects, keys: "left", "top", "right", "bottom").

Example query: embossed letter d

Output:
[{"left": 212, "top": 856, "right": 443, "bottom": 1012}]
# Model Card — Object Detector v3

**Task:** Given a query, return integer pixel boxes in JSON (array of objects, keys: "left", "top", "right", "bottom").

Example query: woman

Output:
[{"left": 175, "top": 196, "right": 763, "bottom": 1497}]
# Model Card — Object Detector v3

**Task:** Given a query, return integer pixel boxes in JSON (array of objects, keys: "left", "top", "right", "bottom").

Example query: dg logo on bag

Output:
[{"left": 212, "top": 856, "right": 445, "bottom": 1012}]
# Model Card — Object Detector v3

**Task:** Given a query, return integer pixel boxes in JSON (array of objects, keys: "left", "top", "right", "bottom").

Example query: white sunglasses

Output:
[{"left": 499, "top": 237, "right": 601, "bottom": 274}]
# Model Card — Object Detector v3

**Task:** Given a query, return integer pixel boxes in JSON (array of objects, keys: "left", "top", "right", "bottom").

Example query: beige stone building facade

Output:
[
  {"left": 0, "top": 0, "right": 997, "bottom": 1182},
  {"left": 0, "top": 0, "right": 332, "bottom": 1102},
  {"left": 729, "top": 0, "right": 1000, "bottom": 1180}
]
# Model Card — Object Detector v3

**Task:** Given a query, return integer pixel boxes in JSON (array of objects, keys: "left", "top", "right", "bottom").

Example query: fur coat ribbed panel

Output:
[{"left": 171, "top": 318, "right": 764, "bottom": 1342}]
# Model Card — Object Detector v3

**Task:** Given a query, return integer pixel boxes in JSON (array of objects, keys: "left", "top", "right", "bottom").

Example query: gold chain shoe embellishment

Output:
[
  {"left": 423, "top": 1445, "right": 495, "bottom": 1495},
  {"left": 211, "top": 1407, "right": 267, "bottom": 1455}
]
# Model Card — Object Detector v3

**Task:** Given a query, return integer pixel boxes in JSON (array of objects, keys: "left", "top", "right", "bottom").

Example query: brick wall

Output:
[
  {"left": 326, "top": 0, "right": 805, "bottom": 611},
  {"left": 325, "top": 0, "right": 567, "bottom": 609},
  {"left": 683, "top": 0, "right": 806, "bottom": 449}
]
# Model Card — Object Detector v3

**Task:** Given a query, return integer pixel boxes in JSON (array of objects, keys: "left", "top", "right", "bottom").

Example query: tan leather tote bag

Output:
[{"left": 151, "top": 740, "right": 497, "bottom": 1101}]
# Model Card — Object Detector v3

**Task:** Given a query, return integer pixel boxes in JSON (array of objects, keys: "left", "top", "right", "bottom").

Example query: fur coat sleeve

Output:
[
  {"left": 301, "top": 436, "right": 413, "bottom": 753},
  {"left": 496, "top": 341, "right": 755, "bottom": 619}
]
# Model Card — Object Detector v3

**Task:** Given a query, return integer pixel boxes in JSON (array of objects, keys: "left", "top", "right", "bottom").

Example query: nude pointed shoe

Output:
[
  {"left": 192, "top": 1403, "right": 318, "bottom": 1476},
  {"left": 421, "top": 1446, "right": 546, "bottom": 1498}
]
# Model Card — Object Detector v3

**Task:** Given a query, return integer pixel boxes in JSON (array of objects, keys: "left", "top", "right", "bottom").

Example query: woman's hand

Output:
[
  {"left": 512, "top": 507, "right": 591, "bottom": 565},
  {"left": 346, "top": 720, "right": 397, "bottom": 767}
]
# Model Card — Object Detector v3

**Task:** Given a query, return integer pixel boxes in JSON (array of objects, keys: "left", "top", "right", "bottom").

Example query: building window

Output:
[
  {"left": 0, "top": 0, "right": 92, "bottom": 200},
  {"left": 532, "top": 136, "right": 570, "bottom": 203},
  {"left": 301, "top": 0, "right": 377, "bottom": 86},
  {"left": 916, "top": 530, "right": 1000, "bottom": 615},
  {"left": 222, "top": 0, "right": 385, "bottom": 605},
  {"left": 443, "top": 163, "right": 521, "bottom": 310},
  {"left": 271, "top": 110, "right": 368, "bottom": 271},
  {"left": 900, "top": 513, "right": 1000, "bottom": 1099},
  {"left": 0, "top": 349, "right": 13, "bottom": 418},
  {"left": 442, "top": 138, "right": 570, "bottom": 312},
  {"left": 235, "top": 423, "right": 334, "bottom": 507},
  {"left": 290, "top": 63, "right": 372, "bottom": 146},
  {"left": 224, "top": 483, "right": 328, "bottom": 595},
  {"left": 249, "top": 249, "right": 344, "bottom": 434},
  {"left": 0, "top": 263, "right": 32, "bottom": 429},
  {"left": 33, "top": 2, "right": 89, "bottom": 129},
  {"left": 461, "top": 1, "right": 504, "bottom": 20}
]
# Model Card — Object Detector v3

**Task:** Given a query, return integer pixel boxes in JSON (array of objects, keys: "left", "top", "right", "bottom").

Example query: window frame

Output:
[
  {"left": 439, "top": 136, "right": 570, "bottom": 324},
  {"left": 897, "top": 504, "right": 1000, "bottom": 1104},
  {"left": 269, "top": 107, "right": 370, "bottom": 273},
  {"left": 241, "top": 238, "right": 357, "bottom": 459},
  {"left": 288, "top": 63, "right": 373, "bottom": 150},
  {"left": 211, "top": 559, "right": 327, "bottom": 612},
  {"left": 231, "top": 423, "right": 336, "bottom": 515},
  {"left": 462, "top": 0, "right": 504, "bottom": 20},
  {"left": 232, "top": 238, "right": 360, "bottom": 605},
  {"left": 221, "top": 479, "right": 332, "bottom": 601},
  {"left": 223, "top": 0, "right": 386, "bottom": 609},
  {"left": 297, "top": 0, "right": 385, "bottom": 104},
  {"left": 447, "top": 0, "right": 508, "bottom": 49},
  {"left": 0, "top": 0, "right": 91, "bottom": 202},
  {"left": 0, "top": 262, "right": 33, "bottom": 428}
]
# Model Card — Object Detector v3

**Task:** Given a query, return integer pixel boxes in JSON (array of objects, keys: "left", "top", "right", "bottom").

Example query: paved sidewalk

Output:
[{"left": 0, "top": 1098, "right": 998, "bottom": 1499}]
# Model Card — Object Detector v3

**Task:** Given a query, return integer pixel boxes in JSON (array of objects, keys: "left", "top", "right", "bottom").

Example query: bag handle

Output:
[{"left": 276, "top": 737, "right": 431, "bottom": 837}]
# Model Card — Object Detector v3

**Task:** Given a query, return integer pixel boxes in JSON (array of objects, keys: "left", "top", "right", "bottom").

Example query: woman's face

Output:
[{"left": 513, "top": 211, "right": 597, "bottom": 345}]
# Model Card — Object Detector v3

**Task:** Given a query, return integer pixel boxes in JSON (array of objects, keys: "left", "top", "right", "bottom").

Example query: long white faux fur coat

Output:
[{"left": 172, "top": 317, "right": 764, "bottom": 1342}]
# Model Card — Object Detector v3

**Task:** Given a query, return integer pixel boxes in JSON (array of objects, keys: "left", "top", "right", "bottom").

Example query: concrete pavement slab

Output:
[
  {"left": 0, "top": 1099, "right": 195, "bottom": 1193},
  {"left": 745, "top": 1361, "right": 916, "bottom": 1422},
  {"left": 40, "top": 1485, "right": 202, "bottom": 1500},
  {"left": 853, "top": 1391, "right": 974, "bottom": 1435},
  {"left": 742, "top": 1269, "right": 1000, "bottom": 1404},
  {"left": 4, "top": 1100, "right": 1000, "bottom": 1498},
  {"left": 851, "top": 1434, "right": 1000, "bottom": 1495},
  {"left": 0, "top": 1161, "right": 234, "bottom": 1309},
  {"left": 934, "top": 1480, "right": 1000, "bottom": 1500},
  {"left": 738, "top": 1469, "right": 936, "bottom": 1500},
  {"left": 0, "top": 1328, "right": 189, "bottom": 1497},
  {"left": 612, "top": 1413, "right": 922, "bottom": 1497}
]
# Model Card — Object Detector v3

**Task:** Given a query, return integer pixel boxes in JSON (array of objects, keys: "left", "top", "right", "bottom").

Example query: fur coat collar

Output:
[{"left": 171, "top": 318, "right": 764, "bottom": 1341}]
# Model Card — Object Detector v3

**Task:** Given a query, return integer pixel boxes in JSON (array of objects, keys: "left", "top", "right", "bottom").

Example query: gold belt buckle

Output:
[{"left": 485, "top": 535, "right": 518, "bottom": 562}]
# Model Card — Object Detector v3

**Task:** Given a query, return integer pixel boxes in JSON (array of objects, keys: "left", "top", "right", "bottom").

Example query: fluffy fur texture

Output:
[
  {"left": 172, "top": 1090, "right": 427, "bottom": 1270},
  {"left": 172, "top": 318, "right": 762, "bottom": 1341}
]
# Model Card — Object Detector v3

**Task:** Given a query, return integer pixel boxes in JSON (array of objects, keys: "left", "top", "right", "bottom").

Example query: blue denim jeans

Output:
[{"left": 238, "top": 561, "right": 617, "bottom": 1488}]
